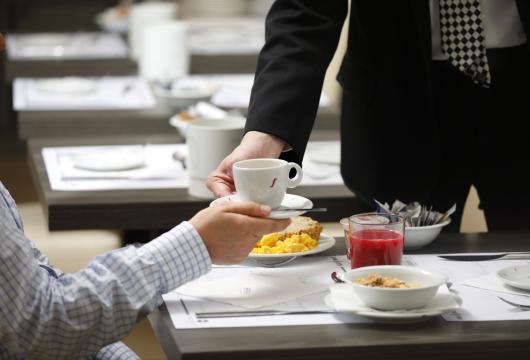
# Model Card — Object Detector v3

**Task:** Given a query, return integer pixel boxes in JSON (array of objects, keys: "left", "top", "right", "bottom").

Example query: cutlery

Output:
[
  {"left": 438, "top": 253, "right": 530, "bottom": 261},
  {"left": 247, "top": 257, "right": 298, "bottom": 268},
  {"left": 498, "top": 297, "right": 530, "bottom": 310},
  {"left": 275, "top": 207, "right": 327, "bottom": 213},
  {"left": 172, "top": 151, "right": 187, "bottom": 169},
  {"left": 331, "top": 271, "right": 345, "bottom": 283},
  {"left": 194, "top": 309, "right": 335, "bottom": 319}
]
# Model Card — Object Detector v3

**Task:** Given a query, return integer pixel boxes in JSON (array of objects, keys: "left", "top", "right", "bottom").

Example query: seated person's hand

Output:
[
  {"left": 206, "top": 131, "right": 287, "bottom": 197},
  {"left": 190, "top": 202, "right": 290, "bottom": 264}
]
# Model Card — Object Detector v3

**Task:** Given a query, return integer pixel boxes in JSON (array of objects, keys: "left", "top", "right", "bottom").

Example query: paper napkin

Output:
[{"left": 175, "top": 272, "right": 328, "bottom": 309}]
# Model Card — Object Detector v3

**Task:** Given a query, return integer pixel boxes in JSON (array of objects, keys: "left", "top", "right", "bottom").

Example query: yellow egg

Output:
[{"left": 252, "top": 232, "right": 318, "bottom": 254}]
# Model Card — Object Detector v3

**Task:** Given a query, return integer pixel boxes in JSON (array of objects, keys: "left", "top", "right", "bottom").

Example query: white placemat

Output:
[
  {"left": 6, "top": 32, "right": 129, "bottom": 60},
  {"left": 43, "top": 144, "right": 189, "bottom": 191},
  {"left": 14, "top": 76, "right": 156, "bottom": 111}
]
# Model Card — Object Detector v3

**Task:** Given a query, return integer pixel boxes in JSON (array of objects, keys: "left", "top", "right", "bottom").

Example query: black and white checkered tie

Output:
[{"left": 439, "top": 0, "right": 491, "bottom": 87}]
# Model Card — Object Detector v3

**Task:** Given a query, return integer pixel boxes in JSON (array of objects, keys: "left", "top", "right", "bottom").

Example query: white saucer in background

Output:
[
  {"left": 36, "top": 77, "right": 99, "bottom": 96},
  {"left": 308, "top": 144, "right": 341, "bottom": 166},
  {"left": 152, "top": 79, "right": 218, "bottom": 110},
  {"left": 209, "top": 193, "right": 313, "bottom": 219},
  {"left": 497, "top": 265, "right": 530, "bottom": 291},
  {"left": 71, "top": 147, "right": 146, "bottom": 172}
]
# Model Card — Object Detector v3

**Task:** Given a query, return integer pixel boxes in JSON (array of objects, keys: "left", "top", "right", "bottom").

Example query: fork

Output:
[{"left": 498, "top": 296, "right": 530, "bottom": 310}]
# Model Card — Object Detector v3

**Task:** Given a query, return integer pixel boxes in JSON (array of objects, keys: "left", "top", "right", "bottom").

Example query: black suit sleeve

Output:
[{"left": 245, "top": 0, "right": 348, "bottom": 164}]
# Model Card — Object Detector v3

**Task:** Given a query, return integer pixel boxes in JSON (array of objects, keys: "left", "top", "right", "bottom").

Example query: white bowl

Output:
[
  {"left": 404, "top": 219, "right": 451, "bottom": 250},
  {"left": 343, "top": 265, "right": 448, "bottom": 311}
]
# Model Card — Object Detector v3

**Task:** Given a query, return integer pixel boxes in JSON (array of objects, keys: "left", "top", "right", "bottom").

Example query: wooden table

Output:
[
  {"left": 17, "top": 103, "right": 339, "bottom": 140},
  {"left": 4, "top": 54, "right": 257, "bottom": 82},
  {"left": 27, "top": 131, "right": 358, "bottom": 231},
  {"left": 149, "top": 232, "right": 530, "bottom": 360}
]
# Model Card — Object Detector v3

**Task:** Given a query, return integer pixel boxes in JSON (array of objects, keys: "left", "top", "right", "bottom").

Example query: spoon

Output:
[
  {"left": 498, "top": 296, "right": 530, "bottom": 310},
  {"left": 331, "top": 271, "right": 345, "bottom": 283}
]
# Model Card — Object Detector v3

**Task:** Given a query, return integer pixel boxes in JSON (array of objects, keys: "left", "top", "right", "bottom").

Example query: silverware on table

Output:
[
  {"left": 194, "top": 309, "right": 335, "bottom": 319},
  {"left": 498, "top": 296, "right": 530, "bottom": 310},
  {"left": 275, "top": 207, "right": 327, "bottom": 213},
  {"left": 438, "top": 253, "right": 530, "bottom": 261},
  {"left": 331, "top": 271, "right": 345, "bottom": 284}
]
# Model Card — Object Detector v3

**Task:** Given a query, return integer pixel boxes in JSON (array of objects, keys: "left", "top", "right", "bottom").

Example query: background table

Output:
[
  {"left": 17, "top": 103, "right": 340, "bottom": 140},
  {"left": 4, "top": 54, "right": 258, "bottom": 82},
  {"left": 149, "top": 231, "right": 530, "bottom": 360},
  {"left": 27, "top": 131, "right": 358, "bottom": 231}
]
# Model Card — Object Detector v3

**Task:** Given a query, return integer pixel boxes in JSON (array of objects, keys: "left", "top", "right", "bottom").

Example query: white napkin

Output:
[
  {"left": 175, "top": 272, "right": 328, "bottom": 309},
  {"left": 14, "top": 76, "right": 156, "bottom": 111},
  {"left": 328, "top": 283, "right": 460, "bottom": 314},
  {"left": 462, "top": 274, "right": 530, "bottom": 297},
  {"left": 58, "top": 146, "right": 184, "bottom": 180}
]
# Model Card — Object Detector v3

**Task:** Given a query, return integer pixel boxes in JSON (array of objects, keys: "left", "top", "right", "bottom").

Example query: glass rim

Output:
[{"left": 348, "top": 212, "right": 404, "bottom": 226}]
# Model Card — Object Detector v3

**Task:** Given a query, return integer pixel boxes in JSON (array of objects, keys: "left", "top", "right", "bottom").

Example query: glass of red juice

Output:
[{"left": 348, "top": 213, "right": 404, "bottom": 269}]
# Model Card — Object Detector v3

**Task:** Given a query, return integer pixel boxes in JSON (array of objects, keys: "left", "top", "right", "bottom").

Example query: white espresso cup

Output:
[{"left": 233, "top": 158, "right": 303, "bottom": 208}]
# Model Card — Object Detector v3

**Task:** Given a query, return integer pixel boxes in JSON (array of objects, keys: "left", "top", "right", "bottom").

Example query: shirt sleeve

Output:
[{"left": 0, "top": 208, "right": 211, "bottom": 360}]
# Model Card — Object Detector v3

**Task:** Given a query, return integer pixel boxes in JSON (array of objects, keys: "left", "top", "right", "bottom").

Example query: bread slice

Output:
[{"left": 277, "top": 216, "right": 323, "bottom": 241}]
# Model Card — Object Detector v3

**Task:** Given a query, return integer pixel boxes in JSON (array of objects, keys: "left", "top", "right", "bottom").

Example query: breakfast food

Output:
[
  {"left": 251, "top": 216, "right": 323, "bottom": 254},
  {"left": 355, "top": 274, "right": 419, "bottom": 289}
]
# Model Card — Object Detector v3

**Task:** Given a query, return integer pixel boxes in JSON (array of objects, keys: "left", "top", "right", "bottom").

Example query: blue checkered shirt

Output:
[{"left": 0, "top": 181, "right": 211, "bottom": 359}]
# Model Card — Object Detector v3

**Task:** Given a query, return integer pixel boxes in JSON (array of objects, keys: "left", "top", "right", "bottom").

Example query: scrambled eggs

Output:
[{"left": 252, "top": 233, "right": 318, "bottom": 254}]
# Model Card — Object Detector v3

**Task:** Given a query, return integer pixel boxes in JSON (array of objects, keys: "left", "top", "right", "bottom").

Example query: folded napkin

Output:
[
  {"left": 328, "top": 283, "right": 460, "bottom": 314},
  {"left": 175, "top": 272, "right": 328, "bottom": 309}
]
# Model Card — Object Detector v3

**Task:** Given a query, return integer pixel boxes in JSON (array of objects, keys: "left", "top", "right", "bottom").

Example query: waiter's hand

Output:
[{"left": 206, "top": 131, "right": 286, "bottom": 197}]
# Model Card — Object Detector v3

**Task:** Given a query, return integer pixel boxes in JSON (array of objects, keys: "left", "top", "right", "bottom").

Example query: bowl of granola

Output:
[{"left": 343, "top": 265, "right": 448, "bottom": 310}]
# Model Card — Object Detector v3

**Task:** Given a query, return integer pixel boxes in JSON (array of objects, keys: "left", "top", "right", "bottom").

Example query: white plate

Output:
[
  {"left": 308, "top": 144, "right": 341, "bottom": 166},
  {"left": 71, "top": 148, "right": 146, "bottom": 172},
  {"left": 497, "top": 265, "right": 530, "bottom": 291},
  {"left": 36, "top": 77, "right": 99, "bottom": 96},
  {"left": 210, "top": 194, "right": 313, "bottom": 219},
  {"left": 325, "top": 285, "right": 462, "bottom": 324}
]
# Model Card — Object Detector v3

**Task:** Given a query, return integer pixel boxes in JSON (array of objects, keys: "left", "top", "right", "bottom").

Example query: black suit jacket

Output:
[{"left": 245, "top": 0, "right": 530, "bottom": 206}]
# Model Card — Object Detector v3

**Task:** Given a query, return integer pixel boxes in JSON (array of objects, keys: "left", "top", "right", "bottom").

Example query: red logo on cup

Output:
[{"left": 269, "top": 178, "right": 278, "bottom": 188}]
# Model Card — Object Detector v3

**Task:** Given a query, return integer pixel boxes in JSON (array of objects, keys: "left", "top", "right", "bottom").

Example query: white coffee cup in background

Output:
[
  {"left": 128, "top": 2, "right": 178, "bottom": 59},
  {"left": 233, "top": 159, "right": 303, "bottom": 209},
  {"left": 139, "top": 20, "right": 189, "bottom": 82},
  {"left": 186, "top": 117, "right": 245, "bottom": 198}
]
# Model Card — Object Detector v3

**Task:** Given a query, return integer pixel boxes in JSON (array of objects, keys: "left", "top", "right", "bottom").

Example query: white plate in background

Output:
[
  {"left": 497, "top": 265, "right": 530, "bottom": 291},
  {"left": 36, "top": 77, "right": 99, "bottom": 96}
]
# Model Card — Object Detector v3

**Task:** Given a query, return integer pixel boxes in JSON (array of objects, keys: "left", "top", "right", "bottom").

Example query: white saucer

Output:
[
  {"left": 71, "top": 148, "right": 146, "bottom": 172},
  {"left": 37, "top": 77, "right": 99, "bottom": 96},
  {"left": 325, "top": 284, "right": 462, "bottom": 324},
  {"left": 497, "top": 265, "right": 530, "bottom": 291},
  {"left": 209, "top": 194, "right": 313, "bottom": 219},
  {"left": 308, "top": 144, "right": 341, "bottom": 166},
  {"left": 247, "top": 233, "right": 336, "bottom": 267}
]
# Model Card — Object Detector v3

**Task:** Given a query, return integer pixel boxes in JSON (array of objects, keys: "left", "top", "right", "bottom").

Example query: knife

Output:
[
  {"left": 438, "top": 253, "right": 530, "bottom": 261},
  {"left": 194, "top": 309, "right": 335, "bottom": 319}
]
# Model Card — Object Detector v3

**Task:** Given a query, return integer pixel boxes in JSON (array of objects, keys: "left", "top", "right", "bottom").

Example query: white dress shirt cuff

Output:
[{"left": 139, "top": 221, "right": 211, "bottom": 294}]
